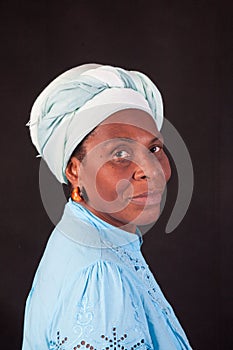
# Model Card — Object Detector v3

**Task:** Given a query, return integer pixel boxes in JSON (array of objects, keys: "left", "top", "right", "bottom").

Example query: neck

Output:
[{"left": 80, "top": 202, "right": 137, "bottom": 234}]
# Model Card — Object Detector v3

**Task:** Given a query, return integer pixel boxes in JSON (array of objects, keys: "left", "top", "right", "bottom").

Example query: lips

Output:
[{"left": 129, "top": 190, "right": 163, "bottom": 206}]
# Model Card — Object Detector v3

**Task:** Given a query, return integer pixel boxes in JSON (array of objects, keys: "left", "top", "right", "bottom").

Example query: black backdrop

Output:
[{"left": 0, "top": 1, "right": 232, "bottom": 349}]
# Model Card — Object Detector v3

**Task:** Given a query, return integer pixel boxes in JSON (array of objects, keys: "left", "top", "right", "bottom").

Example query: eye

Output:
[
  {"left": 150, "top": 145, "right": 162, "bottom": 153},
  {"left": 112, "top": 150, "right": 131, "bottom": 160}
]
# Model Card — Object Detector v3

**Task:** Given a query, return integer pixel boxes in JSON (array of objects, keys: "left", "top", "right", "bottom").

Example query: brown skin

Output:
[{"left": 66, "top": 109, "right": 171, "bottom": 233}]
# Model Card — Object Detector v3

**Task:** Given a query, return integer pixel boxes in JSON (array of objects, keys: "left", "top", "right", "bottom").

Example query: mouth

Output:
[{"left": 129, "top": 190, "right": 163, "bottom": 206}]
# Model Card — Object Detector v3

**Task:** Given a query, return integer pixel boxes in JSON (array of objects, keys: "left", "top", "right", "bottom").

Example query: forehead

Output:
[
  {"left": 88, "top": 109, "right": 161, "bottom": 146},
  {"left": 101, "top": 108, "right": 158, "bottom": 130}
]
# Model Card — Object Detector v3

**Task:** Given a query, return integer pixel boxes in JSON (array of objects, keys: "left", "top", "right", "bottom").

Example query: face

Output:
[{"left": 67, "top": 109, "right": 171, "bottom": 232}]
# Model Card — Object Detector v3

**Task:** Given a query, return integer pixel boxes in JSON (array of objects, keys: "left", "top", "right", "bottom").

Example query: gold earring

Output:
[{"left": 71, "top": 187, "right": 82, "bottom": 202}]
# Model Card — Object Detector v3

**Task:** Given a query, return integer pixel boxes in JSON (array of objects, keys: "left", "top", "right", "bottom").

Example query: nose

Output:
[{"left": 133, "top": 152, "right": 164, "bottom": 181}]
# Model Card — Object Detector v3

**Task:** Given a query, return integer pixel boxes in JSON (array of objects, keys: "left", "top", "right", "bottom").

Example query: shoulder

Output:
[
  {"left": 29, "top": 225, "right": 102, "bottom": 303},
  {"left": 47, "top": 259, "right": 149, "bottom": 349}
]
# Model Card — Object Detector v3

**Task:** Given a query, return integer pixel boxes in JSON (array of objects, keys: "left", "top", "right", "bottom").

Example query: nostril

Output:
[{"left": 133, "top": 166, "right": 149, "bottom": 180}]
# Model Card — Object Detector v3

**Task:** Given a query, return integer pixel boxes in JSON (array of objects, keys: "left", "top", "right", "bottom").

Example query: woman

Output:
[{"left": 22, "top": 64, "right": 192, "bottom": 349}]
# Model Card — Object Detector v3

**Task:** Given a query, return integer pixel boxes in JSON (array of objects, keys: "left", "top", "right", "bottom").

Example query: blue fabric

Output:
[
  {"left": 22, "top": 199, "right": 192, "bottom": 350},
  {"left": 28, "top": 64, "right": 164, "bottom": 183},
  {"left": 35, "top": 67, "right": 161, "bottom": 156}
]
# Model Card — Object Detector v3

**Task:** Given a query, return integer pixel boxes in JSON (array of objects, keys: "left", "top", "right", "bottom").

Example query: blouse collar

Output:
[{"left": 56, "top": 199, "right": 143, "bottom": 251}]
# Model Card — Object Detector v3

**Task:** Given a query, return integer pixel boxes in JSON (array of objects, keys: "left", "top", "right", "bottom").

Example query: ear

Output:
[{"left": 65, "top": 156, "right": 81, "bottom": 188}]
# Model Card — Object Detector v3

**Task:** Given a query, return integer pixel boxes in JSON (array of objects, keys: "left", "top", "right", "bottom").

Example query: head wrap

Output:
[{"left": 27, "top": 64, "right": 164, "bottom": 183}]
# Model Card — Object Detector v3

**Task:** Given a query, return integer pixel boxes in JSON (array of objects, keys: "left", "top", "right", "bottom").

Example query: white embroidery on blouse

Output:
[{"left": 73, "top": 297, "right": 94, "bottom": 339}]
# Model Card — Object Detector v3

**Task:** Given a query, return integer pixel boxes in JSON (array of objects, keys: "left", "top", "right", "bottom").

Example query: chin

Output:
[{"left": 129, "top": 204, "right": 161, "bottom": 226}]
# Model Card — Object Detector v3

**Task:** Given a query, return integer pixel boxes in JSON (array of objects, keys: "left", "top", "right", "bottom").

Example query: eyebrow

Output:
[
  {"left": 150, "top": 136, "right": 163, "bottom": 143},
  {"left": 104, "top": 135, "right": 163, "bottom": 145},
  {"left": 111, "top": 137, "right": 134, "bottom": 143}
]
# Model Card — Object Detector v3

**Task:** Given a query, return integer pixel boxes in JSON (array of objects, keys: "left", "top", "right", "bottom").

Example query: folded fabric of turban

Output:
[{"left": 27, "top": 64, "right": 164, "bottom": 183}]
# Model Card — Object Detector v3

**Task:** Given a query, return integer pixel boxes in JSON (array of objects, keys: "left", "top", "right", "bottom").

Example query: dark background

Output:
[{"left": 0, "top": 1, "right": 232, "bottom": 349}]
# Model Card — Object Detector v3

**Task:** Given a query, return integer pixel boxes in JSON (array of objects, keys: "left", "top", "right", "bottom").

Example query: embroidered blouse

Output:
[{"left": 22, "top": 199, "right": 192, "bottom": 350}]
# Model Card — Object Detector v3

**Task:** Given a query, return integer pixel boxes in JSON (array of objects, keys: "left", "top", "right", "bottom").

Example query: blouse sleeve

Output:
[{"left": 47, "top": 260, "right": 152, "bottom": 350}]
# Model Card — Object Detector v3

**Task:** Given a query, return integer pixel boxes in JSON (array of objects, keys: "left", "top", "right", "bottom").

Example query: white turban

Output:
[{"left": 27, "top": 64, "right": 164, "bottom": 183}]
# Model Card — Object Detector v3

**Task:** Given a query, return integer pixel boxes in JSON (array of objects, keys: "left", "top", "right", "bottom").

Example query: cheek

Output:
[
  {"left": 160, "top": 155, "right": 171, "bottom": 182},
  {"left": 95, "top": 170, "right": 117, "bottom": 200},
  {"left": 79, "top": 161, "right": 118, "bottom": 202},
  {"left": 95, "top": 164, "right": 132, "bottom": 201},
  {"left": 94, "top": 166, "right": 120, "bottom": 201}
]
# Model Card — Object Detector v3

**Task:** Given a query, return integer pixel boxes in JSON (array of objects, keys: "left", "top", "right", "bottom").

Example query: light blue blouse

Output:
[{"left": 22, "top": 199, "right": 192, "bottom": 349}]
